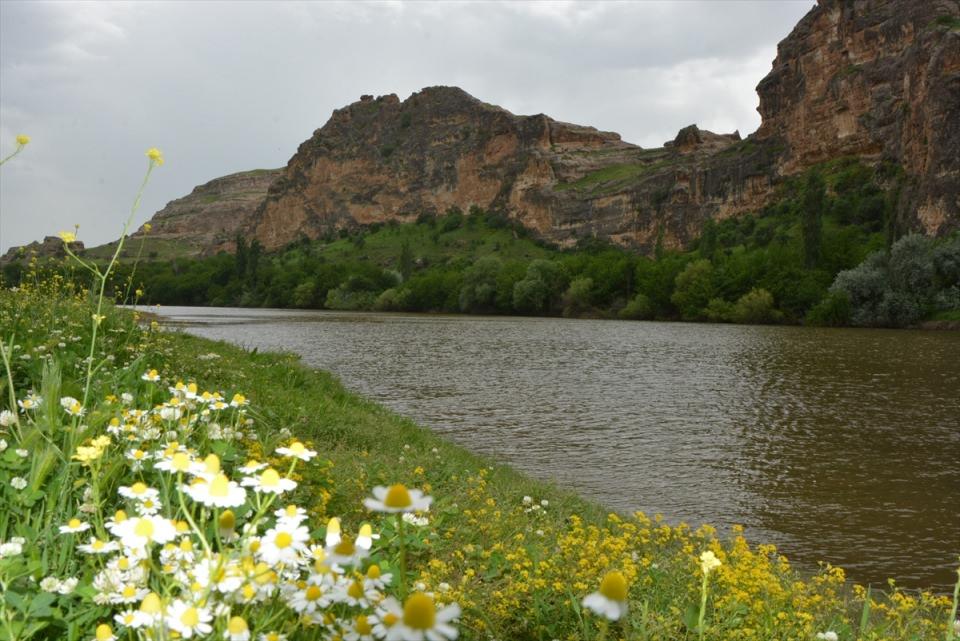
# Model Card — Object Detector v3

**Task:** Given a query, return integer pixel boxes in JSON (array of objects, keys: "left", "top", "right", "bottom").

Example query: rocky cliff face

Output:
[
  {"left": 128, "top": 169, "right": 281, "bottom": 257},
  {"left": 756, "top": 0, "right": 960, "bottom": 236},
  {"left": 248, "top": 87, "right": 770, "bottom": 254}
]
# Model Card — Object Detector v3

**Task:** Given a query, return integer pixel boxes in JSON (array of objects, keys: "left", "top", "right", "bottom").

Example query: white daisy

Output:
[
  {"left": 582, "top": 571, "right": 629, "bottom": 621},
  {"left": 380, "top": 594, "right": 460, "bottom": 641},
  {"left": 141, "top": 369, "right": 160, "bottom": 382},
  {"left": 118, "top": 482, "right": 160, "bottom": 502},
  {"left": 364, "top": 484, "right": 432, "bottom": 513},
  {"left": 112, "top": 515, "right": 177, "bottom": 549},
  {"left": 274, "top": 441, "right": 317, "bottom": 461},
  {"left": 165, "top": 600, "right": 212, "bottom": 639},
  {"left": 78, "top": 537, "right": 120, "bottom": 555},
  {"left": 241, "top": 468, "right": 297, "bottom": 494},
  {"left": 181, "top": 474, "right": 247, "bottom": 508},
  {"left": 258, "top": 524, "right": 309, "bottom": 566},
  {"left": 59, "top": 518, "right": 91, "bottom": 534},
  {"left": 274, "top": 505, "right": 308, "bottom": 527},
  {"left": 224, "top": 615, "right": 251, "bottom": 641}
]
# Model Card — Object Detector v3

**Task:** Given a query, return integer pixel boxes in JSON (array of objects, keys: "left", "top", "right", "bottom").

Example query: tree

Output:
[
  {"left": 459, "top": 256, "right": 502, "bottom": 313},
  {"left": 562, "top": 277, "right": 594, "bottom": 317},
  {"left": 398, "top": 240, "right": 414, "bottom": 281},
  {"left": 670, "top": 259, "right": 716, "bottom": 320},
  {"left": 801, "top": 171, "right": 825, "bottom": 268}
]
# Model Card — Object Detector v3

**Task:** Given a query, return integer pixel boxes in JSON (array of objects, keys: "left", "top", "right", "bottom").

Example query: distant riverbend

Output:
[{"left": 154, "top": 306, "right": 960, "bottom": 589}]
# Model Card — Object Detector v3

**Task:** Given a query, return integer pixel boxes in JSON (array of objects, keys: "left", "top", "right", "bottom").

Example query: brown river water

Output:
[{"left": 153, "top": 306, "right": 960, "bottom": 590}]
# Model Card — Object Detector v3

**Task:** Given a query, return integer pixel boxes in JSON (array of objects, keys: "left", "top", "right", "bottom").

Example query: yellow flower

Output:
[
  {"left": 146, "top": 147, "right": 164, "bottom": 166},
  {"left": 16, "top": 134, "right": 30, "bottom": 146},
  {"left": 143, "top": 223, "right": 152, "bottom": 232},
  {"left": 58, "top": 231, "right": 76, "bottom": 243}
]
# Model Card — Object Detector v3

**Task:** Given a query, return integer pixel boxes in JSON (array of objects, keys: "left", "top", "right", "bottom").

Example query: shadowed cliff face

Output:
[{"left": 756, "top": 0, "right": 960, "bottom": 236}]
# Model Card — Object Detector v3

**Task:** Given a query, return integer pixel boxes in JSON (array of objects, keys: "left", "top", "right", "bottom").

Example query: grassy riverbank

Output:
[{"left": 0, "top": 280, "right": 956, "bottom": 641}]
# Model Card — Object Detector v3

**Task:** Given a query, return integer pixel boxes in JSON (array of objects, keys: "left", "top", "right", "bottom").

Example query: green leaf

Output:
[{"left": 682, "top": 602, "right": 700, "bottom": 631}]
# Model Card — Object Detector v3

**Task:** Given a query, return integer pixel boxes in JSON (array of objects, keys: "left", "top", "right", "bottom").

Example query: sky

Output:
[{"left": 0, "top": 0, "right": 814, "bottom": 254}]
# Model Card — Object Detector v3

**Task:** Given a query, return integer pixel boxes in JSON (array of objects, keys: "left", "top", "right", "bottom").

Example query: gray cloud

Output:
[{"left": 0, "top": 0, "right": 813, "bottom": 253}]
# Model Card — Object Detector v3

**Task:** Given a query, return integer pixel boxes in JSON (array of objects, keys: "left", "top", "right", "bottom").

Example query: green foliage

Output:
[
  {"left": 512, "top": 260, "right": 566, "bottom": 314},
  {"left": 561, "top": 277, "right": 594, "bottom": 317},
  {"left": 828, "top": 233, "right": 959, "bottom": 327},
  {"left": 806, "top": 291, "right": 853, "bottom": 327},
  {"left": 619, "top": 292, "right": 653, "bottom": 320},
  {"left": 801, "top": 171, "right": 825, "bottom": 268},
  {"left": 671, "top": 259, "right": 716, "bottom": 321},
  {"left": 730, "top": 288, "right": 781, "bottom": 324}
]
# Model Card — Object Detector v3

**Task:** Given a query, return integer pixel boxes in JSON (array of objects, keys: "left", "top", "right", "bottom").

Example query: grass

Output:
[
  {"left": 554, "top": 161, "right": 670, "bottom": 194},
  {"left": 310, "top": 221, "right": 553, "bottom": 268}
]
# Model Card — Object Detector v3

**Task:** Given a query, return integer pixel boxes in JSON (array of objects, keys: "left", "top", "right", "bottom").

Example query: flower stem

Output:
[{"left": 397, "top": 512, "right": 408, "bottom": 599}]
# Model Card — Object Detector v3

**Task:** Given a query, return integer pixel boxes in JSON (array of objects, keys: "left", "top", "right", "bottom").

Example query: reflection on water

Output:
[{"left": 154, "top": 306, "right": 960, "bottom": 588}]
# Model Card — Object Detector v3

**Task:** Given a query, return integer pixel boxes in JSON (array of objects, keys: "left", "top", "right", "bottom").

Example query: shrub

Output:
[
  {"left": 561, "top": 277, "right": 594, "bottom": 317},
  {"left": 731, "top": 288, "right": 781, "bottom": 324},
  {"left": 671, "top": 259, "right": 716, "bottom": 320},
  {"left": 619, "top": 292, "right": 653, "bottom": 320}
]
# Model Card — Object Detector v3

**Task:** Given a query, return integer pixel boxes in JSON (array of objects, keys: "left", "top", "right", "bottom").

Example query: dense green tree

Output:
[{"left": 670, "top": 259, "right": 716, "bottom": 320}]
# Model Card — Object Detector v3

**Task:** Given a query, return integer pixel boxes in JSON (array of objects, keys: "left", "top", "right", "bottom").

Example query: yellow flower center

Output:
[
  {"left": 384, "top": 484, "right": 412, "bottom": 508},
  {"left": 203, "top": 454, "right": 220, "bottom": 474},
  {"left": 356, "top": 615, "right": 373, "bottom": 635},
  {"left": 367, "top": 564, "right": 381, "bottom": 579},
  {"left": 68, "top": 518, "right": 82, "bottom": 529},
  {"left": 140, "top": 593, "right": 162, "bottom": 613},
  {"left": 219, "top": 510, "right": 236, "bottom": 531},
  {"left": 134, "top": 518, "right": 155, "bottom": 539},
  {"left": 227, "top": 616, "right": 248, "bottom": 633},
  {"left": 260, "top": 468, "right": 280, "bottom": 487},
  {"left": 334, "top": 538, "right": 356, "bottom": 556},
  {"left": 171, "top": 452, "right": 191, "bottom": 471},
  {"left": 122, "top": 585, "right": 138, "bottom": 599},
  {"left": 305, "top": 585, "right": 322, "bottom": 601},
  {"left": 209, "top": 474, "right": 230, "bottom": 497},
  {"left": 599, "top": 571, "right": 628, "bottom": 601},
  {"left": 348, "top": 581, "right": 364, "bottom": 599},
  {"left": 92, "top": 539, "right": 104, "bottom": 550},
  {"left": 180, "top": 607, "right": 199, "bottom": 627},
  {"left": 403, "top": 593, "right": 437, "bottom": 630},
  {"left": 131, "top": 482, "right": 147, "bottom": 495},
  {"left": 118, "top": 558, "right": 131, "bottom": 570},
  {"left": 284, "top": 505, "right": 298, "bottom": 517},
  {"left": 382, "top": 612, "right": 399, "bottom": 627},
  {"left": 275, "top": 532, "right": 293, "bottom": 549},
  {"left": 95, "top": 624, "right": 113, "bottom": 641}
]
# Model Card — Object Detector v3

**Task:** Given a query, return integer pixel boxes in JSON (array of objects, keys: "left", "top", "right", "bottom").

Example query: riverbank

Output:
[{"left": 0, "top": 282, "right": 956, "bottom": 641}]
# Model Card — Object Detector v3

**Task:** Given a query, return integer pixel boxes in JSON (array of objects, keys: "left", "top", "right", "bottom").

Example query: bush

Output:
[
  {"left": 704, "top": 297, "right": 734, "bottom": 323},
  {"left": 671, "top": 259, "right": 716, "bottom": 320},
  {"left": 806, "top": 291, "right": 852, "bottom": 326},
  {"left": 619, "top": 293, "right": 653, "bottom": 320},
  {"left": 731, "top": 288, "right": 781, "bottom": 324},
  {"left": 561, "top": 277, "right": 594, "bottom": 317}
]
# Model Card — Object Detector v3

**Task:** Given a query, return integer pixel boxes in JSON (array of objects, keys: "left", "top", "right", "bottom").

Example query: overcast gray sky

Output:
[{"left": 0, "top": 0, "right": 814, "bottom": 254}]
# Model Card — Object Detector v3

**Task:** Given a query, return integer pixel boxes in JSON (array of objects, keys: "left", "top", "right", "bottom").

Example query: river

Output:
[{"left": 152, "top": 306, "right": 960, "bottom": 589}]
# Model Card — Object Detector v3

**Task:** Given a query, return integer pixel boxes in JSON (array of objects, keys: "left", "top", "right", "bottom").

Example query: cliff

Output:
[
  {"left": 246, "top": 87, "right": 768, "bottom": 254},
  {"left": 756, "top": 0, "right": 960, "bottom": 236}
]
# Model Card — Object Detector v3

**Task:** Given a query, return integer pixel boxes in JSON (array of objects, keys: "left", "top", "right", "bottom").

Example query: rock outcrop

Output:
[
  {"left": 756, "top": 0, "right": 960, "bottom": 235},
  {"left": 129, "top": 169, "right": 282, "bottom": 257},
  {"left": 248, "top": 87, "right": 763, "bottom": 253},
  {"left": 1, "top": 236, "right": 84, "bottom": 264}
]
